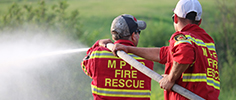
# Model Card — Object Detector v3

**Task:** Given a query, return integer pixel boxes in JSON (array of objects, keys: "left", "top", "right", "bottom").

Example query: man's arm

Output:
[
  {"left": 121, "top": 45, "right": 161, "bottom": 62},
  {"left": 159, "top": 61, "right": 189, "bottom": 91},
  {"left": 169, "top": 61, "right": 189, "bottom": 82},
  {"left": 99, "top": 39, "right": 161, "bottom": 62}
]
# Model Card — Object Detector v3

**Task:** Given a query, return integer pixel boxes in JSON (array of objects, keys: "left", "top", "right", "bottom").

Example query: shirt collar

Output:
[
  {"left": 114, "top": 40, "right": 135, "bottom": 47},
  {"left": 181, "top": 24, "right": 199, "bottom": 32}
]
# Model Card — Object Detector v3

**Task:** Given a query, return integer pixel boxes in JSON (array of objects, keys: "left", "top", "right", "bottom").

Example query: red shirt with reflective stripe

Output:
[
  {"left": 81, "top": 40, "right": 154, "bottom": 100},
  {"left": 159, "top": 24, "right": 220, "bottom": 100}
]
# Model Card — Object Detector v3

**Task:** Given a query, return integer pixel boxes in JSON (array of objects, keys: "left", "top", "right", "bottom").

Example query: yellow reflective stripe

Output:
[
  {"left": 81, "top": 63, "right": 92, "bottom": 78},
  {"left": 182, "top": 73, "right": 207, "bottom": 82},
  {"left": 89, "top": 51, "right": 145, "bottom": 60},
  {"left": 206, "top": 77, "right": 220, "bottom": 90},
  {"left": 205, "top": 43, "right": 216, "bottom": 51},
  {"left": 91, "top": 85, "right": 151, "bottom": 98},
  {"left": 89, "top": 50, "right": 117, "bottom": 59},
  {"left": 182, "top": 73, "right": 220, "bottom": 90},
  {"left": 185, "top": 35, "right": 216, "bottom": 51},
  {"left": 174, "top": 40, "right": 192, "bottom": 46}
]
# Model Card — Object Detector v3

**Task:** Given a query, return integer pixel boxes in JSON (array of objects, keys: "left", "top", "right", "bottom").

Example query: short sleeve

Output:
[
  {"left": 159, "top": 46, "right": 169, "bottom": 64},
  {"left": 172, "top": 43, "right": 195, "bottom": 64}
]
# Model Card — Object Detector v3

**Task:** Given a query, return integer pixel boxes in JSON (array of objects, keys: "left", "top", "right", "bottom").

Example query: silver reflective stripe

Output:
[{"left": 91, "top": 85, "right": 151, "bottom": 98}]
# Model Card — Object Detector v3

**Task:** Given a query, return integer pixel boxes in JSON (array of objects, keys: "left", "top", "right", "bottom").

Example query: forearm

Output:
[
  {"left": 169, "top": 61, "right": 189, "bottom": 82},
  {"left": 126, "top": 46, "right": 161, "bottom": 62}
]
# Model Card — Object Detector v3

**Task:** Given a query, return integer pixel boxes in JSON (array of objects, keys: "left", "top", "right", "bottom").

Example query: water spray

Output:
[
  {"left": 1, "top": 48, "right": 89, "bottom": 67},
  {"left": 0, "top": 30, "right": 93, "bottom": 100}
]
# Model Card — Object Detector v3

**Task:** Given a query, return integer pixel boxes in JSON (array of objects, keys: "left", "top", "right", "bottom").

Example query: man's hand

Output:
[
  {"left": 159, "top": 74, "right": 175, "bottom": 91},
  {"left": 159, "top": 62, "right": 189, "bottom": 91},
  {"left": 99, "top": 39, "right": 113, "bottom": 47},
  {"left": 111, "top": 43, "right": 128, "bottom": 57}
]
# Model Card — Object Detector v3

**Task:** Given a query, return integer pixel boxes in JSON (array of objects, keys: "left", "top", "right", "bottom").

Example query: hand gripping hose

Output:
[{"left": 106, "top": 43, "right": 205, "bottom": 100}]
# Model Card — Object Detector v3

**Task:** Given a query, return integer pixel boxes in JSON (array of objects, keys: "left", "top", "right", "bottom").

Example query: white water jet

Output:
[
  {"left": 0, "top": 30, "right": 93, "bottom": 100},
  {"left": 1, "top": 47, "right": 89, "bottom": 68}
]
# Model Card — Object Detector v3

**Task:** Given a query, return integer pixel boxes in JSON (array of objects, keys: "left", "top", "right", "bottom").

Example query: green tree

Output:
[
  {"left": 1, "top": 0, "right": 82, "bottom": 40},
  {"left": 214, "top": 0, "right": 236, "bottom": 99}
]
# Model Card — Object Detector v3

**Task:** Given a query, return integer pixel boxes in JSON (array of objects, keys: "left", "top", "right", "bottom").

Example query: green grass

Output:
[
  {"left": 151, "top": 80, "right": 164, "bottom": 100},
  {"left": 67, "top": 0, "right": 177, "bottom": 43},
  {"left": 65, "top": 0, "right": 218, "bottom": 45},
  {"left": 151, "top": 68, "right": 165, "bottom": 100},
  {"left": 219, "top": 89, "right": 236, "bottom": 100},
  {"left": 0, "top": 0, "right": 218, "bottom": 45}
]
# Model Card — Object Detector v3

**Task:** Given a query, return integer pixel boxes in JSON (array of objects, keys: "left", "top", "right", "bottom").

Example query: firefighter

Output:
[
  {"left": 81, "top": 14, "right": 154, "bottom": 100},
  {"left": 99, "top": 0, "right": 220, "bottom": 100}
]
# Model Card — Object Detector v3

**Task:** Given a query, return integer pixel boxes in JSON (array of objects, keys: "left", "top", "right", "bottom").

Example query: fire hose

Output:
[{"left": 106, "top": 43, "right": 205, "bottom": 100}]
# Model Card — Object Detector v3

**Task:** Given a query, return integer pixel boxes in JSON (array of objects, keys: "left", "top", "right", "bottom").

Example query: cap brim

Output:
[{"left": 137, "top": 20, "right": 146, "bottom": 30}]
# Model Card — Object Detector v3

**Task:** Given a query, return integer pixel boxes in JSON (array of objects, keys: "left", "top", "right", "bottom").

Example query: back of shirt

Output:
[
  {"left": 159, "top": 24, "right": 220, "bottom": 100},
  {"left": 81, "top": 40, "right": 154, "bottom": 100}
]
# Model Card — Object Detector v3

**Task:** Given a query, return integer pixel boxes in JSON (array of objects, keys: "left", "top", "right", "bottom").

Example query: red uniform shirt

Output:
[
  {"left": 81, "top": 40, "right": 154, "bottom": 100},
  {"left": 159, "top": 24, "right": 220, "bottom": 100}
]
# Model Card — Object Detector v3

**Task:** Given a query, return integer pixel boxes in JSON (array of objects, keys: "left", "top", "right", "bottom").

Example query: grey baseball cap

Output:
[{"left": 111, "top": 14, "right": 146, "bottom": 37}]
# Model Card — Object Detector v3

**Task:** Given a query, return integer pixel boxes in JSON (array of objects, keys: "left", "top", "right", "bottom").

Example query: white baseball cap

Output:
[{"left": 174, "top": 0, "right": 202, "bottom": 21}]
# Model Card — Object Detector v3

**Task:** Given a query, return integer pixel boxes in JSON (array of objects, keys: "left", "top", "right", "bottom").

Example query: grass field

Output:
[
  {"left": 0, "top": 0, "right": 232, "bottom": 100},
  {"left": 66, "top": 0, "right": 218, "bottom": 47},
  {"left": 0, "top": 0, "right": 218, "bottom": 45}
]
